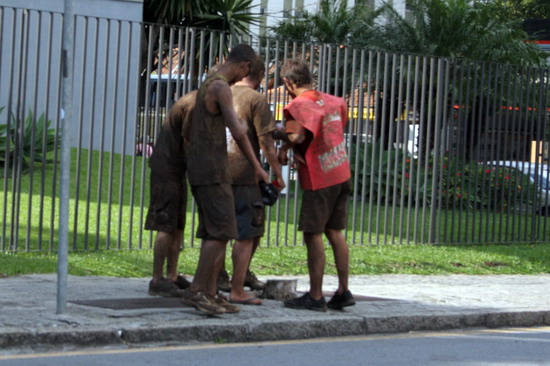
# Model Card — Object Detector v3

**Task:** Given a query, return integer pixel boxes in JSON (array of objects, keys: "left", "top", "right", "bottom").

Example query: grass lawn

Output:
[
  {"left": 3, "top": 148, "right": 550, "bottom": 253},
  {"left": 2, "top": 147, "right": 550, "bottom": 281},
  {"left": 1, "top": 243, "right": 549, "bottom": 278}
]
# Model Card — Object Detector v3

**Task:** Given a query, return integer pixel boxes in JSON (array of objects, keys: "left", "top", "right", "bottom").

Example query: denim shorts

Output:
[{"left": 233, "top": 184, "right": 265, "bottom": 240}]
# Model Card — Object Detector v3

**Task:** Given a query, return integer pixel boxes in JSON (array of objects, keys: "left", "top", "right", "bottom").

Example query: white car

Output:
[{"left": 485, "top": 161, "right": 550, "bottom": 215}]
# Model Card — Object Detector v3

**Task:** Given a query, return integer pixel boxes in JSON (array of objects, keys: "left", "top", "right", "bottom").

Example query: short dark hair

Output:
[
  {"left": 226, "top": 44, "right": 256, "bottom": 64},
  {"left": 248, "top": 55, "right": 266, "bottom": 82},
  {"left": 281, "top": 59, "right": 311, "bottom": 87}
]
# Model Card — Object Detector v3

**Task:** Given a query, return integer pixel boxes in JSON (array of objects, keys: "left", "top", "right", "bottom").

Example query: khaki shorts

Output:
[
  {"left": 144, "top": 172, "right": 187, "bottom": 233},
  {"left": 233, "top": 184, "right": 265, "bottom": 240},
  {"left": 191, "top": 183, "right": 238, "bottom": 241},
  {"left": 299, "top": 179, "right": 352, "bottom": 234}
]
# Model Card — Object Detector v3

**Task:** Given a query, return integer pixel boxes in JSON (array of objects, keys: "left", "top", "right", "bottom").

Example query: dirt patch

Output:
[{"left": 484, "top": 261, "right": 508, "bottom": 267}]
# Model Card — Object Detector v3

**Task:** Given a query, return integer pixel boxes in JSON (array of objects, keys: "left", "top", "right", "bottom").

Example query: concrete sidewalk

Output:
[{"left": 1, "top": 274, "right": 550, "bottom": 354}]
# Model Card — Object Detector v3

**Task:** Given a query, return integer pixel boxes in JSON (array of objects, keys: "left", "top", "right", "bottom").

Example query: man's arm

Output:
[
  {"left": 277, "top": 120, "right": 306, "bottom": 166},
  {"left": 213, "top": 81, "right": 269, "bottom": 183},
  {"left": 259, "top": 134, "right": 285, "bottom": 190}
]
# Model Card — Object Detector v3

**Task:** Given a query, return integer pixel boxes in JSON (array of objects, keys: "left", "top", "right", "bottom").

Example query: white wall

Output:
[
  {"left": 0, "top": 0, "right": 142, "bottom": 19},
  {"left": 0, "top": 0, "right": 143, "bottom": 155}
]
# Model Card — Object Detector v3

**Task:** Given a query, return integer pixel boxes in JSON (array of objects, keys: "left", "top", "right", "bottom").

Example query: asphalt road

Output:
[{"left": 2, "top": 326, "right": 550, "bottom": 366}]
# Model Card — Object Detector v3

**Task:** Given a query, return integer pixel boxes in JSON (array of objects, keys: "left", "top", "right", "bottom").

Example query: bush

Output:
[
  {"left": 440, "top": 158, "right": 534, "bottom": 211},
  {"left": 0, "top": 109, "right": 59, "bottom": 171},
  {"left": 349, "top": 141, "right": 535, "bottom": 211},
  {"left": 350, "top": 141, "right": 424, "bottom": 205}
]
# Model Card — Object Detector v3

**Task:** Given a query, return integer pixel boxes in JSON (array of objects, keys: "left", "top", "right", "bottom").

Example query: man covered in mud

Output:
[{"left": 182, "top": 44, "right": 269, "bottom": 315}]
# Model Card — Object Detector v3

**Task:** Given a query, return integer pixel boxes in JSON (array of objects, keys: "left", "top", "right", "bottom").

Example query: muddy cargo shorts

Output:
[
  {"left": 191, "top": 183, "right": 238, "bottom": 241},
  {"left": 299, "top": 179, "right": 352, "bottom": 233},
  {"left": 233, "top": 184, "right": 265, "bottom": 240},
  {"left": 144, "top": 172, "right": 187, "bottom": 233}
]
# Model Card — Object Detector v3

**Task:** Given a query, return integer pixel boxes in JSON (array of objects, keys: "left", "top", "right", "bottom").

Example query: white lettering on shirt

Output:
[{"left": 318, "top": 140, "right": 348, "bottom": 172}]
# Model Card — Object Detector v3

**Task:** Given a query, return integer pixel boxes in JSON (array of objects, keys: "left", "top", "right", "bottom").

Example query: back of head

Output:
[
  {"left": 248, "top": 55, "right": 266, "bottom": 83},
  {"left": 281, "top": 59, "right": 311, "bottom": 88},
  {"left": 227, "top": 44, "right": 256, "bottom": 64}
]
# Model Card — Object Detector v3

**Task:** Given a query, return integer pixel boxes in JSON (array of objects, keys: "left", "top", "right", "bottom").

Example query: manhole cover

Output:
[{"left": 70, "top": 297, "right": 185, "bottom": 310}]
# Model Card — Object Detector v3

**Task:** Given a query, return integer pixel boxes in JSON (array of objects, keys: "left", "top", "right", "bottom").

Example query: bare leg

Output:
[
  {"left": 166, "top": 229, "right": 183, "bottom": 282},
  {"left": 220, "top": 261, "right": 227, "bottom": 275},
  {"left": 189, "top": 239, "right": 227, "bottom": 296},
  {"left": 303, "top": 232, "right": 325, "bottom": 300},
  {"left": 248, "top": 237, "right": 261, "bottom": 268},
  {"left": 325, "top": 229, "right": 349, "bottom": 294},
  {"left": 152, "top": 231, "right": 177, "bottom": 283},
  {"left": 247, "top": 237, "right": 261, "bottom": 279},
  {"left": 230, "top": 237, "right": 261, "bottom": 303},
  {"left": 216, "top": 253, "right": 230, "bottom": 292}
]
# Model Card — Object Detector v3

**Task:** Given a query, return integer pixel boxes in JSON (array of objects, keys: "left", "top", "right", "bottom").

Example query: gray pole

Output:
[{"left": 57, "top": 0, "right": 74, "bottom": 314}]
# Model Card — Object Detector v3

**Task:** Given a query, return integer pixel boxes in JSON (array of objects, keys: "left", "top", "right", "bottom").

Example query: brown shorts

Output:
[
  {"left": 191, "top": 183, "right": 238, "bottom": 241},
  {"left": 144, "top": 172, "right": 187, "bottom": 233},
  {"left": 233, "top": 184, "right": 265, "bottom": 240},
  {"left": 299, "top": 179, "right": 352, "bottom": 234}
]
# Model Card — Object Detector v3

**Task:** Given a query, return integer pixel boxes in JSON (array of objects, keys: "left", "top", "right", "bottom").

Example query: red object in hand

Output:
[{"left": 272, "top": 179, "right": 281, "bottom": 189}]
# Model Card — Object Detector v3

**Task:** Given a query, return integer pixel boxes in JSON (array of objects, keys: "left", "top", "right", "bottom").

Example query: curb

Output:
[{"left": 2, "top": 310, "right": 550, "bottom": 352}]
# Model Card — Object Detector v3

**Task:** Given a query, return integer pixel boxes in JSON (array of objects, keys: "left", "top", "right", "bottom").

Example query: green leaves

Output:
[
  {"left": 270, "top": 0, "right": 379, "bottom": 47},
  {"left": 375, "top": 0, "right": 546, "bottom": 66},
  {"left": 270, "top": 0, "right": 546, "bottom": 67},
  {"left": 350, "top": 141, "right": 420, "bottom": 205},
  {"left": 196, "top": 0, "right": 259, "bottom": 35},
  {"left": 143, "top": 0, "right": 201, "bottom": 24},
  {"left": 478, "top": 0, "right": 550, "bottom": 22},
  {"left": 0, "top": 109, "right": 59, "bottom": 172},
  {"left": 144, "top": 0, "right": 259, "bottom": 35}
]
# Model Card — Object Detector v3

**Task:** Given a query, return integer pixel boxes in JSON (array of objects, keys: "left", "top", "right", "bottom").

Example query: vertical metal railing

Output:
[{"left": 1, "top": 7, "right": 550, "bottom": 252}]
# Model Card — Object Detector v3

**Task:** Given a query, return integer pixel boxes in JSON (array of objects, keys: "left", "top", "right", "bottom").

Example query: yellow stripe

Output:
[{"left": 2, "top": 326, "right": 550, "bottom": 361}]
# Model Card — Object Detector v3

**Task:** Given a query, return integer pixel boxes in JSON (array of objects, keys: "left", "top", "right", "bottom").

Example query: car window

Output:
[{"left": 528, "top": 171, "right": 550, "bottom": 190}]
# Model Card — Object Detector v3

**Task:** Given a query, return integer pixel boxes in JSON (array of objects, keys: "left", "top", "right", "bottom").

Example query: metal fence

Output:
[{"left": 1, "top": 6, "right": 550, "bottom": 252}]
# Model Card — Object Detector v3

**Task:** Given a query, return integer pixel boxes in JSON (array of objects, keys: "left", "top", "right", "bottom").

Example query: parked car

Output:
[{"left": 485, "top": 161, "right": 550, "bottom": 216}]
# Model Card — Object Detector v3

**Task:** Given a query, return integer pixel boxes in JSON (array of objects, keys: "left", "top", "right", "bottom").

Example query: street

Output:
[{"left": 1, "top": 326, "right": 550, "bottom": 365}]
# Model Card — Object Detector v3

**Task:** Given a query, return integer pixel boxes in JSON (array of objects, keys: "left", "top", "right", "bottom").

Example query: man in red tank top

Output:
[{"left": 278, "top": 59, "right": 355, "bottom": 312}]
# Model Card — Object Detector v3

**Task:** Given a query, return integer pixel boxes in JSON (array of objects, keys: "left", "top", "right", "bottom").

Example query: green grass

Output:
[
  {"left": 0, "top": 148, "right": 303, "bottom": 251},
  {"left": 1, "top": 243, "right": 549, "bottom": 278},
  {"left": 2, "top": 147, "right": 550, "bottom": 254}
]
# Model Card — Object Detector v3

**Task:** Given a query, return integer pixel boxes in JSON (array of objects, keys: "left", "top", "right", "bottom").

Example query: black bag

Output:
[{"left": 259, "top": 181, "right": 279, "bottom": 206}]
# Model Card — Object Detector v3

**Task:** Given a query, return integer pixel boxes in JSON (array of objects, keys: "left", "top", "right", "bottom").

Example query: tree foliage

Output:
[
  {"left": 270, "top": 0, "right": 547, "bottom": 67},
  {"left": 195, "top": 0, "right": 259, "bottom": 34},
  {"left": 143, "top": 0, "right": 199, "bottom": 25},
  {"left": 375, "top": 0, "right": 546, "bottom": 67},
  {"left": 269, "top": 0, "right": 380, "bottom": 46},
  {"left": 143, "top": 0, "right": 259, "bottom": 34},
  {"left": 140, "top": 0, "right": 260, "bottom": 95},
  {"left": 477, "top": 0, "right": 550, "bottom": 21}
]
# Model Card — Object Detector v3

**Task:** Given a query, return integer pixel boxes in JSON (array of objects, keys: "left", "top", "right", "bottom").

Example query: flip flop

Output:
[{"left": 229, "top": 296, "right": 263, "bottom": 305}]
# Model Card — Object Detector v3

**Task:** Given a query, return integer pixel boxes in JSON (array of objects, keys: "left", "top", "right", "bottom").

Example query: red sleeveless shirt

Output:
[{"left": 284, "top": 90, "right": 351, "bottom": 191}]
